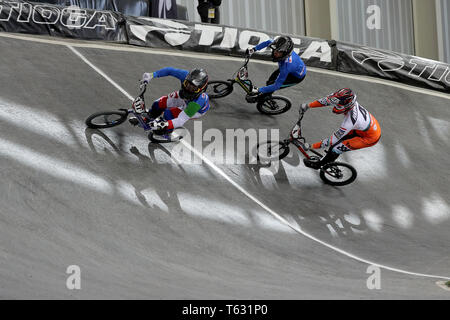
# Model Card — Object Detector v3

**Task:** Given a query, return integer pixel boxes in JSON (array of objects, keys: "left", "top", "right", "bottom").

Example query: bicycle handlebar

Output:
[
  {"left": 298, "top": 109, "right": 305, "bottom": 123},
  {"left": 233, "top": 55, "right": 251, "bottom": 80},
  {"left": 138, "top": 81, "right": 148, "bottom": 97},
  {"left": 243, "top": 55, "right": 250, "bottom": 66}
]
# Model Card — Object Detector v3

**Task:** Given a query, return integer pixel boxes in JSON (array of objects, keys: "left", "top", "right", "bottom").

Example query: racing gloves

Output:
[
  {"left": 245, "top": 47, "right": 255, "bottom": 56},
  {"left": 300, "top": 103, "right": 309, "bottom": 113},
  {"left": 142, "top": 72, "right": 154, "bottom": 84}
]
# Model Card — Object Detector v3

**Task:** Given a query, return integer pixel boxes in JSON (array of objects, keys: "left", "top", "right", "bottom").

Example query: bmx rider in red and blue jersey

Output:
[{"left": 130, "top": 67, "right": 210, "bottom": 132}]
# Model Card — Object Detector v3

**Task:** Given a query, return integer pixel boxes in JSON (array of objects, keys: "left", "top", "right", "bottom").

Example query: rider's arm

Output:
[
  {"left": 167, "top": 101, "right": 203, "bottom": 129},
  {"left": 153, "top": 67, "right": 190, "bottom": 82},
  {"left": 254, "top": 39, "right": 274, "bottom": 52},
  {"left": 258, "top": 65, "right": 289, "bottom": 94},
  {"left": 308, "top": 97, "right": 330, "bottom": 108}
]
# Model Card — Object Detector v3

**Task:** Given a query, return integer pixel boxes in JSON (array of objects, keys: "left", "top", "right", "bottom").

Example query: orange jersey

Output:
[{"left": 309, "top": 99, "right": 381, "bottom": 152}]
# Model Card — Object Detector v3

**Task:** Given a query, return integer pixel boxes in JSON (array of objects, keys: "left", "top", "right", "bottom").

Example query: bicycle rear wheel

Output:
[
  {"left": 85, "top": 110, "right": 128, "bottom": 129},
  {"left": 256, "top": 140, "right": 290, "bottom": 161},
  {"left": 257, "top": 95, "right": 292, "bottom": 115},
  {"left": 206, "top": 81, "right": 233, "bottom": 99},
  {"left": 319, "top": 162, "right": 357, "bottom": 186}
]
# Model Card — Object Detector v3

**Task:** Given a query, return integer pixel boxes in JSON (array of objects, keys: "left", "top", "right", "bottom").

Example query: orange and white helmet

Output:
[{"left": 327, "top": 88, "right": 357, "bottom": 114}]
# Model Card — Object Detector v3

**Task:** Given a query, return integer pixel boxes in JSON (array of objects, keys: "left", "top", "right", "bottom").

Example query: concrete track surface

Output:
[{"left": 0, "top": 34, "right": 449, "bottom": 299}]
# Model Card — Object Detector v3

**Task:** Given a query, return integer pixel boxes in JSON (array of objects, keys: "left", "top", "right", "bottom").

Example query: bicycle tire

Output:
[
  {"left": 206, "top": 81, "right": 233, "bottom": 99},
  {"left": 319, "top": 162, "right": 357, "bottom": 186},
  {"left": 85, "top": 110, "right": 128, "bottom": 129},
  {"left": 256, "top": 140, "right": 290, "bottom": 161},
  {"left": 256, "top": 95, "right": 292, "bottom": 115}
]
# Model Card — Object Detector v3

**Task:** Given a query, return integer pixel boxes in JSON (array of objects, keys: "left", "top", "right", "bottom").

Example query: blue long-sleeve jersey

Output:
[
  {"left": 254, "top": 39, "right": 307, "bottom": 94},
  {"left": 153, "top": 67, "right": 189, "bottom": 83}
]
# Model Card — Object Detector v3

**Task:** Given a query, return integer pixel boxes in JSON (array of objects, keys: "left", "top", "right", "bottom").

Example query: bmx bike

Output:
[
  {"left": 85, "top": 82, "right": 186, "bottom": 144},
  {"left": 205, "top": 55, "right": 292, "bottom": 115},
  {"left": 256, "top": 109, "right": 357, "bottom": 186}
]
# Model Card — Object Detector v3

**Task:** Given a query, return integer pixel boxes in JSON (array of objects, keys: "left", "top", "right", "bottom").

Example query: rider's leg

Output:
[
  {"left": 303, "top": 148, "right": 341, "bottom": 170},
  {"left": 260, "top": 72, "right": 305, "bottom": 100},
  {"left": 152, "top": 107, "right": 183, "bottom": 135},
  {"left": 156, "top": 108, "right": 204, "bottom": 135},
  {"left": 163, "top": 107, "right": 182, "bottom": 121},
  {"left": 148, "top": 91, "right": 185, "bottom": 119},
  {"left": 266, "top": 69, "right": 280, "bottom": 86},
  {"left": 256, "top": 69, "right": 280, "bottom": 100},
  {"left": 303, "top": 138, "right": 348, "bottom": 170},
  {"left": 161, "top": 108, "right": 182, "bottom": 134},
  {"left": 337, "top": 132, "right": 381, "bottom": 152},
  {"left": 320, "top": 150, "right": 341, "bottom": 164},
  {"left": 303, "top": 125, "right": 381, "bottom": 169},
  {"left": 148, "top": 96, "right": 168, "bottom": 119},
  {"left": 280, "top": 73, "right": 305, "bottom": 89},
  {"left": 304, "top": 135, "right": 379, "bottom": 169}
]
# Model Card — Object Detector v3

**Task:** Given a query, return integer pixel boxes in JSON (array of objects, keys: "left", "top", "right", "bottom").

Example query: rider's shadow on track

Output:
[
  {"left": 129, "top": 143, "right": 185, "bottom": 215},
  {"left": 243, "top": 147, "right": 362, "bottom": 239},
  {"left": 84, "top": 128, "right": 188, "bottom": 217}
]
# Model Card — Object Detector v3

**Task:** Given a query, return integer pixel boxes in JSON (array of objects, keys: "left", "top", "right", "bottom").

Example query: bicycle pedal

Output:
[
  {"left": 303, "top": 158, "right": 321, "bottom": 170},
  {"left": 245, "top": 95, "right": 258, "bottom": 103}
]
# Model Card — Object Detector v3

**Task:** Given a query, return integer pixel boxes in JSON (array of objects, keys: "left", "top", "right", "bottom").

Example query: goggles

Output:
[{"left": 183, "top": 80, "right": 202, "bottom": 93}]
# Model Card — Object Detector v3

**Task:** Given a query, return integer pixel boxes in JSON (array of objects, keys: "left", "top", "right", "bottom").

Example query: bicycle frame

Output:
[
  {"left": 227, "top": 56, "right": 255, "bottom": 94},
  {"left": 283, "top": 111, "right": 324, "bottom": 160},
  {"left": 126, "top": 82, "right": 153, "bottom": 131}
]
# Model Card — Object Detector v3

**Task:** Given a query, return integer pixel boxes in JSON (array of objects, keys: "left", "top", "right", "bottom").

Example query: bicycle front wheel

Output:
[
  {"left": 85, "top": 110, "right": 128, "bottom": 129},
  {"left": 206, "top": 81, "right": 233, "bottom": 99},
  {"left": 257, "top": 95, "right": 292, "bottom": 115},
  {"left": 320, "top": 162, "right": 357, "bottom": 186},
  {"left": 256, "top": 140, "right": 290, "bottom": 161}
]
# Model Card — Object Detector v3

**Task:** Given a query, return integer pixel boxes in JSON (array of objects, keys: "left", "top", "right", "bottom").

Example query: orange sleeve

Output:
[{"left": 309, "top": 100, "right": 326, "bottom": 108}]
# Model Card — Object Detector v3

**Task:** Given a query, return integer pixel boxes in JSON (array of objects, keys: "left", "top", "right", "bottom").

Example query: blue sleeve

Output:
[
  {"left": 153, "top": 67, "right": 189, "bottom": 83},
  {"left": 254, "top": 39, "right": 274, "bottom": 51},
  {"left": 259, "top": 66, "right": 289, "bottom": 94}
]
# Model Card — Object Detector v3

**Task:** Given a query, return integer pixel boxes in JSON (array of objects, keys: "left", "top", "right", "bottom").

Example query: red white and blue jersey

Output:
[{"left": 152, "top": 67, "right": 210, "bottom": 114}]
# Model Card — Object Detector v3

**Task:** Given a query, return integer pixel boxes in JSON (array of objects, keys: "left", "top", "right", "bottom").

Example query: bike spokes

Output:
[
  {"left": 320, "top": 162, "right": 357, "bottom": 186},
  {"left": 257, "top": 96, "right": 292, "bottom": 115},
  {"left": 206, "top": 81, "right": 233, "bottom": 99},
  {"left": 85, "top": 110, "right": 128, "bottom": 129},
  {"left": 99, "top": 114, "right": 121, "bottom": 126},
  {"left": 256, "top": 141, "right": 290, "bottom": 161}
]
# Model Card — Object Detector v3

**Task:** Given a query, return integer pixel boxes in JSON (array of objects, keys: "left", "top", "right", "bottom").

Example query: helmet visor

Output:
[
  {"left": 183, "top": 80, "right": 202, "bottom": 93},
  {"left": 327, "top": 96, "right": 342, "bottom": 107}
]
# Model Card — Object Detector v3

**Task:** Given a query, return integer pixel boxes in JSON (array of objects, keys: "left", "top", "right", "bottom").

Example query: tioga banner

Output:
[
  {"left": 125, "top": 16, "right": 337, "bottom": 70},
  {"left": 0, "top": 0, "right": 127, "bottom": 42}
]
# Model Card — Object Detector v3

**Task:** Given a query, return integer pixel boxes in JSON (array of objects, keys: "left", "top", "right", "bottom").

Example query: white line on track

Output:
[
  {"left": 65, "top": 44, "right": 450, "bottom": 281},
  {"left": 1, "top": 32, "right": 449, "bottom": 100}
]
